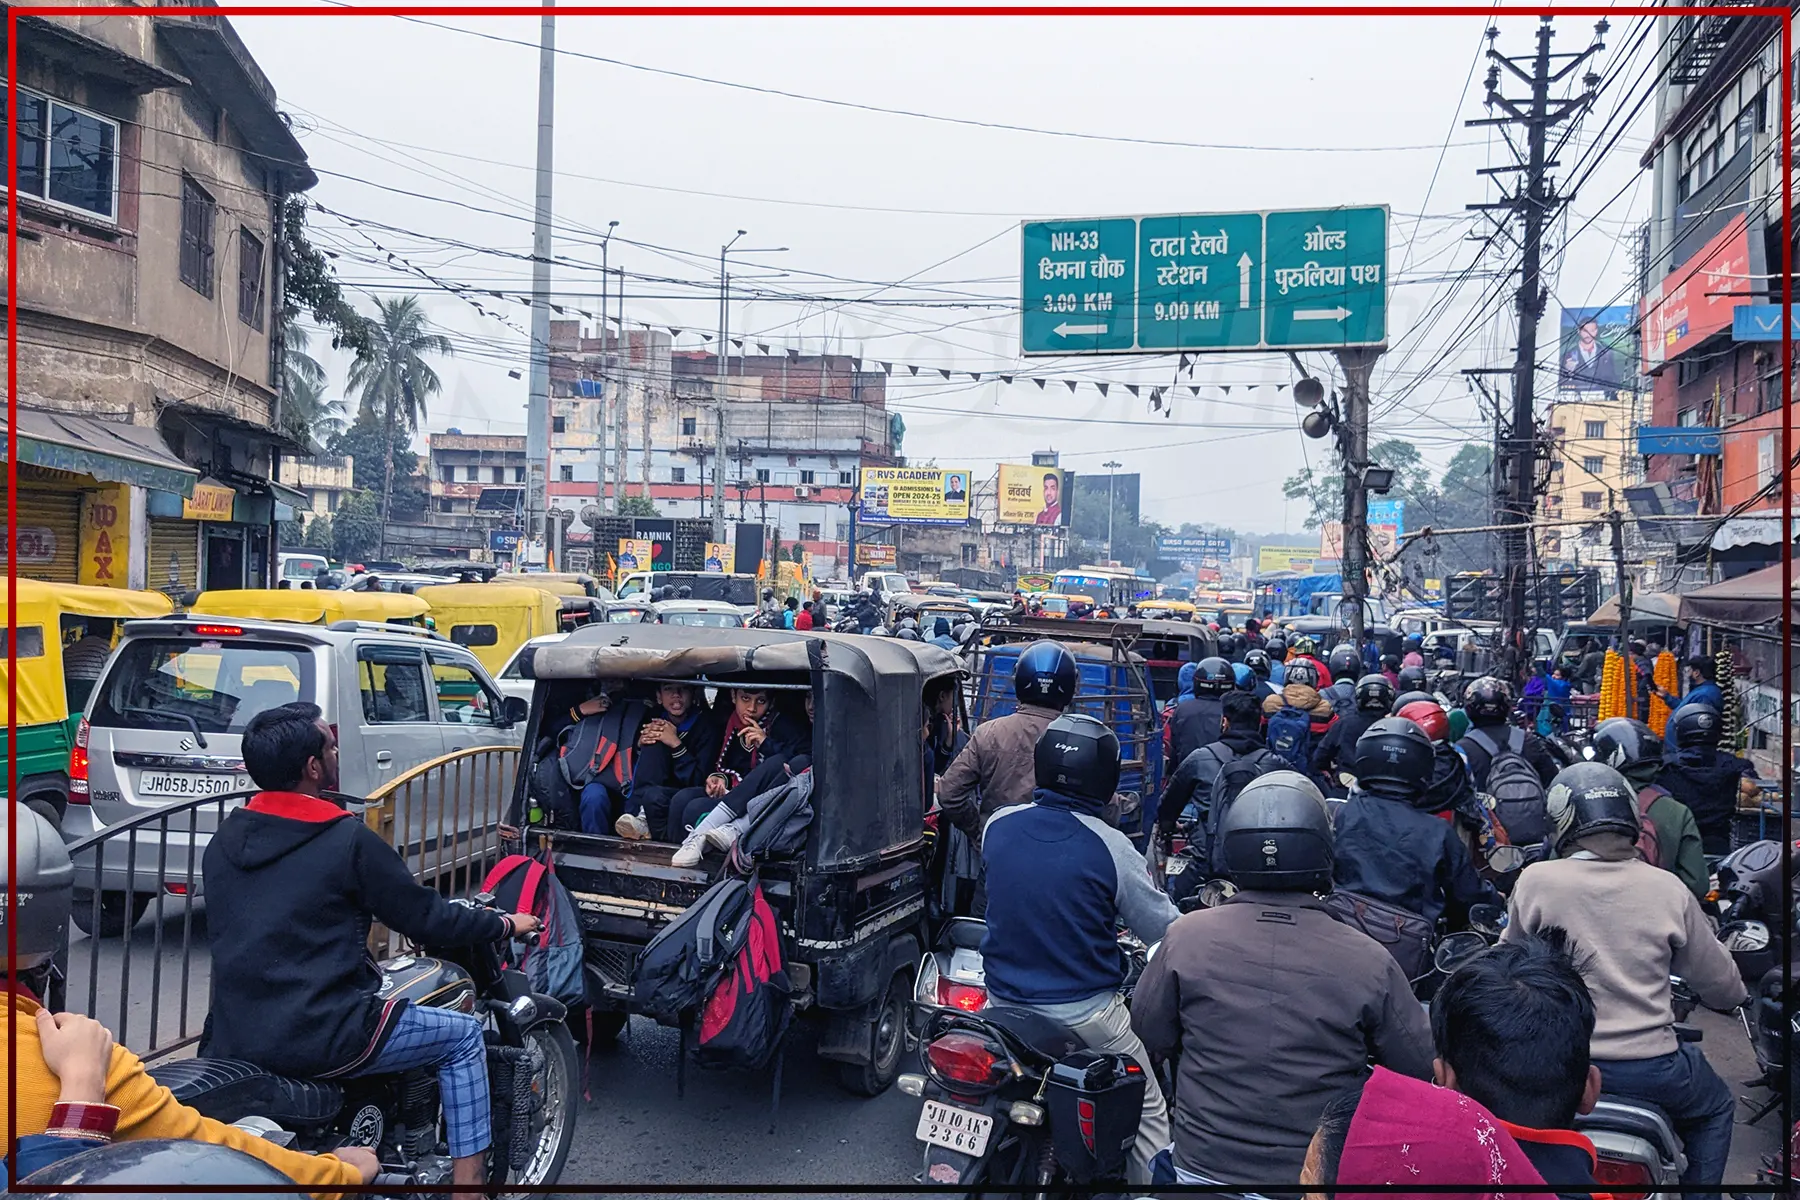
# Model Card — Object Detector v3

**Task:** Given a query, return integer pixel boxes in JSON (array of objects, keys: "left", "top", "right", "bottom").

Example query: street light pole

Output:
[
  {"left": 1103, "top": 460, "right": 1122, "bottom": 562},
  {"left": 713, "top": 231, "right": 743, "bottom": 544},
  {"left": 599, "top": 220, "right": 617, "bottom": 514}
]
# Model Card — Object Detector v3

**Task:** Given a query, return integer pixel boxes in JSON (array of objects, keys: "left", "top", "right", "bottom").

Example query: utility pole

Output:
[
  {"left": 1103, "top": 460, "right": 1122, "bottom": 562},
  {"left": 613, "top": 260, "right": 628, "bottom": 512},
  {"left": 1337, "top": 348, "right": 1379, "bottom": 648},
  {"left": 1468, "top": 16, "right": 1603, "bottom": 676},
  {"left": 523, "top": 4, "right": 556, "bottom": 558},
  {"left": 713, "top": 232, "right": 742, "bottom": 545},
  {"left": 1608, "top": 499, "right": 1635, "bottom": 721},
  {"left": 596, "top": 221, "right": 617, "bottom": 514}
]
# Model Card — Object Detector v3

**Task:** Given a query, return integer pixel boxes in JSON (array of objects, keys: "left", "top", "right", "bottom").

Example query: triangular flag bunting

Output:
[
  {"left": 757, "top": 343, "right": 770, "bottom": 354},
  {"left": 1097, "top": 383, "right": 1109, "bottom": 396},
  {"left": 938, "top": 369, "right": 952, "bottom": 380},
  {"left": 731, "top": 339, "right": 744, "bottom": 350},
  {"left": 908, "top": 365, "right": 920, "bottom": 376},
  {"left": 1065, "top": 380, "right": 1078, "bottom": 393},
  {"left": 1000, "top": 375, "right": 1013, "bottom": 385},
  {"left": 1275, "top": 383, "right": 1287, "bottom": 393},
  {"left": 1033, "top": 379, "right": 1046, "bottom": 390},
  {"left": 1178, "top": 354, "right": 1191, "bottom": 372},
  {"left": 1127, "top": 385, "right": 1140, "bottom": 397},
  {"left": 668, "top": 327, "right": 682, "bottom": 338},
  {"left": 879, "top": 362, "right": 893, "bottom": 374},
  {"left": 1189, "top": 385, "right": 1203, "bottom": 397},
  {"left": 969, "top": 373, "right": 982, "bottom": 382},
  {"left": 1221, "top": 385, "right": 1231, "bottom": 394},
  {"left": 551, "top": 304, "right": 564, "bottom": 314},
  {"left": 700, "top": 333, "right": 712, "bottom": 341}
]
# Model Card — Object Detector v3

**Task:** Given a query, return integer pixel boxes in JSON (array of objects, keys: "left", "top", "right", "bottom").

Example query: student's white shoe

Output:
[
  {"left": 614, "top": 812, "right": 651, "bottom": 840},
  {"left": 670, "top": 833, "right": 706, "bottom": 868}
]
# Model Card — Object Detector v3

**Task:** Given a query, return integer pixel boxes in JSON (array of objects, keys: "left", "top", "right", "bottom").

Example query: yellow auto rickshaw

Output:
[
  {"left": 491, "top": 572, "right": 601, "bottom": 598},
  {"left": 1133, "top": 599, "right": 1198, "bottom": 622},
  {"left": 0, "top": 580, "right": 173, "bottom": 822},
  {"left": 188, "top": 589, "right": 431, "bottom": 627},
  {"left": 415, "top": 583, "right": 563, "bottom": 674}
]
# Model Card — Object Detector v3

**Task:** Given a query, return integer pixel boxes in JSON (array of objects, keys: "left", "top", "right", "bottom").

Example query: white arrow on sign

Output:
[
  {"left": 1054, "top": 322, "right": 1108, "bottom": 337},
  {"left": 1293, "top": 306, "right": 1352, "bottom": 322},
  {"left": 1237, "top": 252, "right": 1253, "bottom": 309}
]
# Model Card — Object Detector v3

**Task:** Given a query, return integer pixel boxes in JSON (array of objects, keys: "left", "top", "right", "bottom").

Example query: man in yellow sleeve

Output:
[{"left": 2, "top": 800, "right": 378, "bottom": 1196}]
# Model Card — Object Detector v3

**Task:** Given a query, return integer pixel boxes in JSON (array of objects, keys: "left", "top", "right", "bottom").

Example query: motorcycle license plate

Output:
[
  {"left": 139, "top": 771, "right": 251, "bottom": 799},
  {"left": 916, "top": 1100, "right": 993, "bottom": 1156},
  {"left": 1165, "top": 857, "right": 1189, "bottom": 876}
]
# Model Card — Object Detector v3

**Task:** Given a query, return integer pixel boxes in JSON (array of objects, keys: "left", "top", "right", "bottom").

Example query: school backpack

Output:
[
  {"left": 1634, "top": 785, "right": 1665, "bottom": 869},
  {"left": 1464, "top": 726, "right": 1549, "bottom": 846},
  {"left": 527, "top": 743, "right": 578, "bottom": 830},
  {"left": 1265, "top": 705, "right": 1316, "bottom": 774},
  {"left": 634, "top": 876, "right": 753, "bottom": 1018},
  {"left": 1324, "top": 888, "right": 1435, "bottom": 980},
  {"left": 479, "top": 855, "right": 588, "bottom": 1009},
  {"left": 694, "top": 879, "right": 792, "bottom": 1071}
]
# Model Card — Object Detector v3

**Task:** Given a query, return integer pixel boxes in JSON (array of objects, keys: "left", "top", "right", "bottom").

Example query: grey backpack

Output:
[{"left": 1466, "top": 726, "right": 1548, "bottom": 845}]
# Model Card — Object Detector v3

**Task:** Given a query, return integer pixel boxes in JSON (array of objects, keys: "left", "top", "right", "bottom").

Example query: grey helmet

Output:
[{"left": 3, "top": 801, "right": 74, "bottom": 972}]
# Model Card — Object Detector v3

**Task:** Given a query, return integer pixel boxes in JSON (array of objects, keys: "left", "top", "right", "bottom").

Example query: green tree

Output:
[
  {"left": 281, "top": 196, "right": 373, "bottom": 359},
  {"left": 328, "top": 418, "right": 427, "bottom": 521},
  {"left": 617, "top": 493, "right": 658, "bottom": 517},
  {"left": 280, "top": 324, "right": 348, "bottom": 443},
  {"left": 332, "top": 491, "right": 382, "bottom": 563},
  {"left": 1281, "top": 438, "right": 1429, "bottom": 531},
  {"left": 303, "top": 513, "right": 334, "bottom": 551},
  {"left": 346, "top": 296, "right": 452, "bottom": 542}
]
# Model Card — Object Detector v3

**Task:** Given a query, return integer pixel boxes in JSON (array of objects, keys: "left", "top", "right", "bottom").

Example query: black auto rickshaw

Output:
[{"left": 508, "top": 624, "right": 960, "bottom": 1096}]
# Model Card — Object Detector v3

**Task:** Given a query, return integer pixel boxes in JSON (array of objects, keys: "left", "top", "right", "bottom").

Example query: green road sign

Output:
[
  {"left": 1020, "top": 218, "right": 1137, "bottom": 354},
  {"left": 1019, "top": 206, "right": 1387, "bottom": 355}
]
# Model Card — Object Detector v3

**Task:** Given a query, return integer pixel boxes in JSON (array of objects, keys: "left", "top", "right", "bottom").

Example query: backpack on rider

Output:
[
  {"left": 694, "top": 878, "right": 792, "bottom": 1071},
  {"left": 1200, "top": 750, "right": 1281, "bottom": 877},
  {"left": 1632, "top": 784, "right": 1665, "bottom": 868},
  {"left": 479, "top": 854, "right": 589, "bottom": 1009},
  {"left": 1462, "top": 725, "right": 1549, "bottom": 846},
  {"left": 1264, "top": 705, "right": 1315, "bottom": 774}
]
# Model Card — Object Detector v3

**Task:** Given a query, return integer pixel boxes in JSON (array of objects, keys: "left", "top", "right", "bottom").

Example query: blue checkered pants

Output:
[{"left": 346, "top": 1004, "right": 491, "bottom": 1159}]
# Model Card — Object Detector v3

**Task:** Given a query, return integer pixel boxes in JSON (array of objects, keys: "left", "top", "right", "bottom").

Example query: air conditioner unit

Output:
[{"left": 794, "top": 486, "right": 811, "bottom": 499}]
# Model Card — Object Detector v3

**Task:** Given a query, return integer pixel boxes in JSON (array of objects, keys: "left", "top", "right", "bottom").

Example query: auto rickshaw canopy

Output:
[
  {"left": 416, "top": 583, "right": 563, "bottom": 673},
  {"left": 2, "top": 580, "right": 174, "bottom": 726},
  {"left": 190, "top": 589, "right": 430, "bottom": 626},
  {"left": 529, "top": 624, "right": 960, "bottom": 868}
]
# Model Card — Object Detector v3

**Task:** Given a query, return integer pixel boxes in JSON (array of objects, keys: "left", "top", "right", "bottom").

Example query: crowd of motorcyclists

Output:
[{"left": 1, "top": 591, "right": 1785, "bottom": 1197}]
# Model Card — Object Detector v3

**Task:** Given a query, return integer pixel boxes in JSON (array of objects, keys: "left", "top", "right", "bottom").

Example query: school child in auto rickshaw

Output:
[
  {"left": 670, "top": 689, "right": 814, "bottom": 865},
  {"left": 613, "top": 682, "right": 724, "bottom": 841}
]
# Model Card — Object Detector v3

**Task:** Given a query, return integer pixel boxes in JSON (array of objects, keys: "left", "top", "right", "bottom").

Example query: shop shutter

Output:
[
  {"left": 148, "top": 518, "right": 200, "bottom": 596},
  {"left": 0, "top": 486, "right": 81, "bottom": 583}
]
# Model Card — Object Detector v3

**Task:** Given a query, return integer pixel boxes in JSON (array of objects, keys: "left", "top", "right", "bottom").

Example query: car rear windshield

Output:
[
  {"left": 89, "top": 638, "right": 317, "bottom": 734},
  {"left": 664, "top": 611, "right": 743, "bottom": 628}
]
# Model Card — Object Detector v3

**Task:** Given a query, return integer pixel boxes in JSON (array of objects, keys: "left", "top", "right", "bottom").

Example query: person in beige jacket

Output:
[{"left": 1502, "top": 761, "right": 1746, "bottom": 1200}]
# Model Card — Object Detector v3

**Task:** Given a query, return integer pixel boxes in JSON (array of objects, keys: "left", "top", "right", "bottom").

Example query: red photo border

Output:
[{"left": 7, "top": 3, "right": 1794, "bottom": 1193}]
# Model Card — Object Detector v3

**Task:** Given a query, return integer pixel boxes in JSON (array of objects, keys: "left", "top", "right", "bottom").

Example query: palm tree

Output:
[
  {"left": 284, "top": 320, "right": 328, "bottom": 397},
  {"left": 346, "top": 296, "right": 453, "bottom": 551},
  {"left": 284, "top": 372, "right": 349, "bottom": 441}
]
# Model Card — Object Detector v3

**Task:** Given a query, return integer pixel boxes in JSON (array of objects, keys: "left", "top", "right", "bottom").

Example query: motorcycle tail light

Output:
[
  {"left": 1592, "top": 1154, "right": 1653, "bottom": 1200},
  {"left": 69, "top": 717, "right": 91, "bottom": 801},
  {"left": 926, "top": 1032, "right": 1002, "bottom": 1086},
  {"left": 937, "top": 980, "right": 988, "bottom": 1012}
]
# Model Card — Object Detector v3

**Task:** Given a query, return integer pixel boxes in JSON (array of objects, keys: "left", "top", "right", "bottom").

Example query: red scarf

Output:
[{"left": 713, "top": 710, "right": 772, "bottom": 785}]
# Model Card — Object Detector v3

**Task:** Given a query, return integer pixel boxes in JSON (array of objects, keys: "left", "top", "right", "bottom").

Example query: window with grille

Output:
[
  {"left": 552, "top": 415, "right": 566, "bottom": 434},
  {"left": 1584, "top": 420, "right": 1606, "bottom": 439},
  {"left": 681, "top": 417, "right": 697, "bottom": 436},
  {"left": 180, "top": 175, "right": 215, "bottom": 297},
  {"left": 755, "top": 468, "right": 771, "bottom": 483},
  {"left": 1581, "top": 492, "right": 1602, "bottom": 510},
  {"left": 1582, "top": 455, "right": 1606, "bottom": 475},
  {"left": 799, "top": 523, "right": 820, "bottom": 541},
  {"left": 799, "top": 470, "right": 815, "bottom": 484},
  {"left": 2, "top": 84, "right": 117, "bottom": 221},
  {"left": 559, "top": 465, "right": 573, "bottom": 482},
  {"left": 839, "top": 471, "right": 854, "bottom": 486},
  {"left": 669, "top": 467, "right": 685, "bottom": 483},
  {"left": 237, "top": 229, "right": 265, "bottom": 329}
]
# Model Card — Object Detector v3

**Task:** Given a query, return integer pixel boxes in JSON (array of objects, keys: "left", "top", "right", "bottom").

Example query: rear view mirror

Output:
[
  {"left": 1721, "top": 921, "right": 1772, "bottom": 954},
  {"left": 1198, "top": 878, "right": 1238, "bottom": 908},
  {"left": 1434, "top": 931, "right": 1491, "bottom": 974},
  {"left": 1467, "top": 902, "right": 1507, "bottom": 936},
  {"left": 501, "top": 696, "right": 530, "bottom": 726}
]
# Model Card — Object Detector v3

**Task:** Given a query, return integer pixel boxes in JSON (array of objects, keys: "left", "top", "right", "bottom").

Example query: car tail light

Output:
[
  {"left": 69, "top": 717, "right": 90, "bottom": 802},
  {"left": 192, "top": 624, "right": 243, "bottom": 637},
  {"left": 937, "top": 979, "right": 988, "bottom": 1012},
  {"left": 164, "top": 883, "right": 188, "bottom": 896},
  {"left": 926, "top": 1032, "right": 1000, "bottom": 1086},
  {"left": 1592, "top": 1154, "right": 1654, "bottom": 1200}
]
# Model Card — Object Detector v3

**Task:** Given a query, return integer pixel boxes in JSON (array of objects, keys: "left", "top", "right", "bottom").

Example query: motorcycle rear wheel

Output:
[{"left": 492, "top": 1021, "right": 580, "bottom": 1196}]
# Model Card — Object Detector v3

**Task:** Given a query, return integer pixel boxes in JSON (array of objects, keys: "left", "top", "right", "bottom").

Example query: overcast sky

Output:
[{"left": 237, "top": 6, "right": 1654, "bottom": 537}]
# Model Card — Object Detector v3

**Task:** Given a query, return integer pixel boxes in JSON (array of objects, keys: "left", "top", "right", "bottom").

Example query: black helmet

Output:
[
  {"left": 1034, "top": 713, "right": 1120, "bottom": 804},
  {"left": 1217, "top": 632, "right": 1239, "bottom": 658},
  {"left": 1014, "top": 640, "right": 1079, "bottom": 710},
  {"left": 1546, "top": 761, "right": 1639, "bottom": 854},
  {"left": 22, "top": 1139, "right": 295, "bottom": 1191},
  {"left": 1397, "top": 664, "right": 1427, "bottom": 691},
  {"left": 1266, "top": 636, "right": 1288, "bottom": 660},
  {"left": 1328, "top": 644, "right": 1361, "bottom": 679},
  {"left": 762, "top": 587, "right": 775, "bottom": 600},
  {"left": 1215, "top": 771, "right": 1333, "bottom": 892},
  {"left": 2, "top": 801, "right": 73, "bottom": 973},
  {"left": 1379, "top": 652, "right": 1401, "bottom": 671},
  {"left": 1463, "top": 675, "right": 1511, "bottom": 723},
  {"left": 1589, "top": 717, "right": 1662, "bottom": 781},
  {"left": 1392, "top": 688, "right": 1436, "bottom": 714},
  {"left": 1354, "top": 673, "right": 1396, "bottom": 713},
  {"left": 1670, "top": 703, "right": 1723, "bottom": 750},
  {"left": 1244, "top": 649, "right": 1272, "bottom": 680},
  {"left": 898, "top": 617, "right": 919, "bottom": 632},
  {"left": 1284, "top": 659, "right": 1320, "bottom": 689},
  {"left": 676, "top": 585, "right": 693, "bottom": 599},
  {"left": 897, "top": 628, "right": 922, "bottom": 641},
  {"left": 1352, "top": 717, "right": 1435, "bottom": 801},
  {"left": 1193, "top": 656, "right": 1234, "bottom": 694}
]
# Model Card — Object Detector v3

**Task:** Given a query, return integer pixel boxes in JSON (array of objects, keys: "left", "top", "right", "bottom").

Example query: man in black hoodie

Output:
[{"left": 203, "top": 703, "right": 540, "bottom": 1191}]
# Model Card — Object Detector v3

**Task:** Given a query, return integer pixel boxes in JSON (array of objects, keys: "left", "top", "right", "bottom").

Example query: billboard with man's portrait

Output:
[
  {"left": 998, "top": 465, "right": 1071, "bottom": 527},
  {"left": 1558, "top": 306, "right": 1634, "bottom": 393}
]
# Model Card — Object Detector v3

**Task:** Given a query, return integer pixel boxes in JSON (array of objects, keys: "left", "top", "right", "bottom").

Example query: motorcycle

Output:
[
  {"left": 151, "top": 894, "right": 580, "bottom": 1195},
  {"left": 900, "top": 1005, "right": 1146, "bottom": 1195},
  {"left": 1572, "top": 977, "right": 1703, "bottom": 1200},
  {"left": 1713, "top": 839, "right": 1795, "bottom": 981}
]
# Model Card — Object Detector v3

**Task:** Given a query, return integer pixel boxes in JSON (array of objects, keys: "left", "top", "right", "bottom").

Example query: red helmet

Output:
[{"left": 1397, "top": 699, "right": 1450, "bottom": 743}]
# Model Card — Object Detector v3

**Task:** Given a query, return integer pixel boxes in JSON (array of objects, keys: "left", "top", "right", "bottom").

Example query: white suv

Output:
[{"left": 63, "top": 616, "right": 525, "bottom": 936}]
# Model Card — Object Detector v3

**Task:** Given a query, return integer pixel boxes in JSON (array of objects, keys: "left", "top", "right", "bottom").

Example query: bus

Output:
[{"left": 1051, "top": 566, "right": 1156, "bottom": 610}]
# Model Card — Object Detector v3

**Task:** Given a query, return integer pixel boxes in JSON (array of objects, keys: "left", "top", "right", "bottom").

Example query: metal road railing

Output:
[{"left": 59, "top": 745, "right": 521, "bottom": 1064}]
